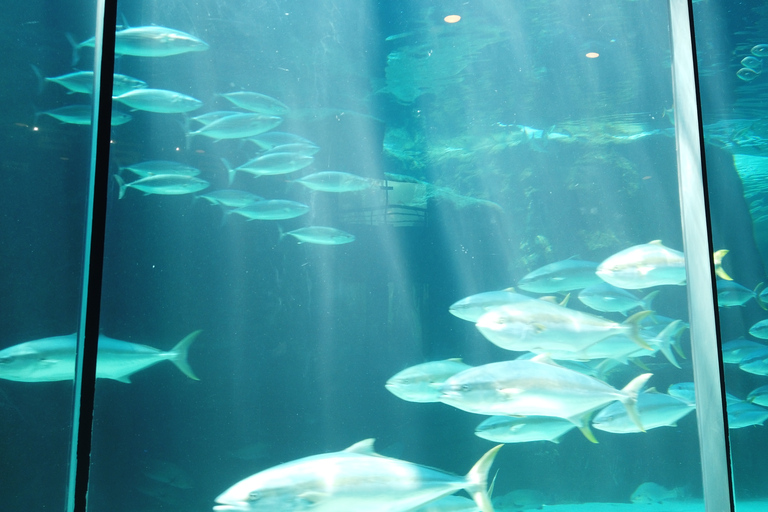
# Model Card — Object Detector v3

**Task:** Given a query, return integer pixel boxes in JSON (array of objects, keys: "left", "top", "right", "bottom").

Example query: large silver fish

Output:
[
  {"left": 439, "top": 358, "right": 651, "bottom": 435},
  {"left": 114, "top": 174, "right": 210, "bottom": 199},
  {"left": 188, "top": 113, "right": 282, "bottom": 140},
  {"left": 39, "top": 105, "right": 132, "bottom": 126},
  {"left": 280, "top": 226, "right": 355, "bottom": 245},
  {"left": 72, "top": 26, "right": 209, "bottom": 61},
  {"left": 596, "top": 240, "right": 731, "bottom": 289},
  {"left": 517, "top": 259, "right": 601, "bottom": 293},
  {"left": 474, "top": 415, "right": 576, "bottom": 444},
  {"left": 213, "top": 439, "right": 500, "bottom": 512},
  {"left": 113, "top": 88, "right": 203, "bottom": 113},
  {"left": 0, "top": 331, "right": 200, "bottom": 382},
  {"left": 40, "top": 70, "right": 146, "bottom": 96},
  {"left": 292, "top": 172, "right": 372, "bottom": 193},
  {"left": 219, "top": 92, "right": 289, "bottom": 116},
  {"left": 227, "top": 200, "right": 310, "bottom": 221},
  {"left": 592, "top": 391, "right": 695, "bottom": 433},
  {"left": 474, "top": 300, "right": 652, "bottom": 353},
  {"left": 386, "top": 358, "right": 473, "bottom": 403},
  {"left": 448, "top": 290, "right": 533, "bottom": 323}
]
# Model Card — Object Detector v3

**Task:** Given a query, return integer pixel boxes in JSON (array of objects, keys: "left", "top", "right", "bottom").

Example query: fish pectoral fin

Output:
[
  {"left": 298, "top": 492, "right": 329, "bottom": 505},
  {"left": 532, "top": 323, "right": 547, "bottom": 334},
  {"left": 638, "top": 266, "right": 655, "bottom": 276},
  {"left": 498, "top": 387, "right": 523, "bottom": 397}
]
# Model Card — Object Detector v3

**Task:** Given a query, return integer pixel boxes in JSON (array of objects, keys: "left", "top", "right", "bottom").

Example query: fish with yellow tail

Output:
[
  {"left": 214, "top": 439, "right": 501, "bottom": 512},
  {"left": 596, "top": 240, "right": 731, "bottom": 289}
]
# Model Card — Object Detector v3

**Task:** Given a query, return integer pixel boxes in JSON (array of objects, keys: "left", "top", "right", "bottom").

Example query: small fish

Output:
[
  {"left": 727, "top": 401, "right": 768, "bottom": 428},
  {"left": 280, "top": 226, "right": 355, "bottom": 245},
  {"left": 292, "top": 171, "right": 372, "bottom": 192},
  {"left": 596, "top": 240, "right": 730, "bottom": 289},
  {"left": 449, "top": 290, "right": 533, "bottom": 323},
  {"left": 198, "top": 189, "right": 263, "bottom": 209},
  {"left": 220, "top": 92, "right": 289, "bottom": 116},
  {"left": 0, "top": 331, "right": 200, "bottom": 382},
  {"left": 474, "top": 415, "right": 576, "bottom": 444},
  {"left": 114, "top": 174, "right": 209, "bottom": 199},
  {"left": 667, "top": 382, "right": 742, "bottom": 405},
  {"left": 227, "top": 200, "right": 309, "bottom": 221},
  {"left": 39, "top": 105, "right": 131, "bottom": 125},
  {"left": 120, "top": 160, "right": 201, "bottom": 178},
  {"left": 188, "top": 113, "right": 282, "bottom": 140},
  {"left": 741, "top": 56, "right": 763, "bottom": 72},
  {"left": 213, "top": 439, "right": 501, "bottom": 512},
  {"left": 747, "top": 385, "right": 768, "bottom": 407},
  {"left": 517, "top": 259, "right": 602, "bottom": 293},
  {"left": 751, "top": 44, "right": 768, "bottom": 57},
  {"left": 592, "top": 390, "right": 695, "bottom": 434},
  {"left": 71, "top": 26, "right": 209, "bottom": 62},
  {"left": 386, "top": 359, "right": 473, "bottom": 403},
  {"left": 748, "top": 319, "right": 768, "bottom": 339},
  {"left": 113, "top": 88, "right": 203, "bottom": 113},
  {"left": 631, "top": 482, "right": 683, "bottom": 504},
  {"left": 578, "top": 284, "right": 657, "bottom": 315},
  {"left": 737, "top": 67, "right": 760, "bottom": 81}
]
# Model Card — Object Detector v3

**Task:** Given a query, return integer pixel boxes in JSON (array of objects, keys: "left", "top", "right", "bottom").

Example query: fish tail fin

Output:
[
  {"left": 620, "top": 373, "right": 653, "bottom": 432},
  {"left": 755, "top": 282, "right": 767, "bottom": 310},
  {"left": 221, "top": 158, "right": 236, "bottom": 186},
  {"left": 65, "top": 33, "right": 80, "bottom": 66},
  {"left": 641, "top": 290, "right": 660, "bottom": 311},
  {"left": 278, "top": 225, "right": 287, "bottom": 243},
  {"left": 654, "top": 320, "right": 682, "bottom": 369},
  {"left": 623, "top": 310, "right": 654, "bottom": 350},
  {"left": 713, "top": 249, "right": 732, "bottom": 280},
  {"left": 114, "top": 174, "right": 127, "bottom": 199},
  {"left": 465, "top": 445, "right": 502, "bottom": 512},
  {"left": 169, "top": 330, "right": 202, "bottom": 380}
]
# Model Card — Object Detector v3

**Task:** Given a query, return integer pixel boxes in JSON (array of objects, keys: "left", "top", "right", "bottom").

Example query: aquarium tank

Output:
[{"left": 2, "top": 0, "right": 768, "bottom": 511}]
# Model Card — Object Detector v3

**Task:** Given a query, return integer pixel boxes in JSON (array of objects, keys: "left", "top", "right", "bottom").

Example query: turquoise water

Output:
[{"left": 1, "top": 1, "right": 767, "bottom": 511}]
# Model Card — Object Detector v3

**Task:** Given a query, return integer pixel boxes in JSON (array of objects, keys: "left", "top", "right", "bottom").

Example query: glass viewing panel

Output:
[
  {"left": 84, "top": 1, "right": 715, "bottom": 511},
  {"left": 0, "top": 0, "right": 98, "bottom": 509},
  {"left": 694, "top": 0, "right": 768, "bottom": 509}
]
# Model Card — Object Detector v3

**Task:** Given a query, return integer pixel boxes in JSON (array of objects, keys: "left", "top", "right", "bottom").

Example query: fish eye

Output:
[
  {"left": 248, "top": 491, "right": 261, "bottom": 501},
  {"left": 461, "top": 384, "right": 471, "bottom": 392}
]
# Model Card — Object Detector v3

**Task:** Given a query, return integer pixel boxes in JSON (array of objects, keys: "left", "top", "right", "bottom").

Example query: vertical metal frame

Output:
[
  {"left": 65, "top": 0, "right": 118, "bottom": 508},
  {"left": 668, "top": 0, "right": 734, "bottom": 511}
]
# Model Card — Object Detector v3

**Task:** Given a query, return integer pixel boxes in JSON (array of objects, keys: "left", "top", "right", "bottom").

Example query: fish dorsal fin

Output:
[
  {"left": 645, "top": 387, "right": 659, "bottom": 394},
  {"left": 649, "top": 240, "right": 663, "bottom": 245},
  {"left": 503, "top": 287, "right": 516, "bottom": 292},
  {"left": 447, "top": 358, "right": 464, "bottom": 363},
  {"left": 114, "top": 374, "right": 132, "bottom": 383},
  {"left": 343, "top": 439, "right": 377, "bottom": 455}
]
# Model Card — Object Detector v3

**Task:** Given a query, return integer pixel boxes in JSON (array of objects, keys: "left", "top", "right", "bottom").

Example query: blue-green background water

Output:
[{"left": 2, "top": 0, "right": 768, "bottom": 511}]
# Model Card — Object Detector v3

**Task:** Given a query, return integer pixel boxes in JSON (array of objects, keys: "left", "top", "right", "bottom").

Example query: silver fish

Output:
[
  {"left": 631, "top": 482, "right": 682, "bottom": 504},
  {"left": 439, "top": 358, "right": 651, "bottom": 434},
  {"left": 0, "top": 331, "right": 200, "bottom": 382},
  {"left": 752, "top": 44, "right": 768, "bottom": 57},
  {"left": 120, "top": 160, "right": 201, "bottom": 178},
  {"left": 198, "top": 189, "right": 263, "bottom": 209},
  {"left": 265, "top": 143, "right": 320, "bottom": 157},
  {"left": 220, "top": 92, "right": 289, "bottom": 116},
  {"left": 41, "top": 70, "right": 146, "bottom": 95},
  {"left": 114, "top": 174, "right": 209, "bottom": 199},
  {"left": 596, "top": 240, "right": 730, "bottom": 289},
  {"left": 113, "top": 88, "right": 202, "bottom": 113},
  {"left": 721, "top": 339, "right": 768, "bottom": 364},
  {"left": 474, "top": 415, "right": 576, "bottom": 444},
  {"left": 72, "top": 26, "right": 209, "bottom": 59},
  {"left": 292, "top": 171, "right": 372, "bottom": 193},
  {"left": 188, "top": 113, "right": 282, "bottom": 140},
  {"left": 727, "top": 401, "right": 768, "bottom": 429},
  {"left": 592, "top": 391, "right": 695, "bottom": 433},
  {"left": 448, "top": 290, "right": 533, "bottom": 323},
  {"left": 191, "top": 111, "right": 243, "bottom": 125},
  {"left": 213, "top": 439, "right": 500, "bottom": 512},
  {"left": 475, "top": 300, "right": 652, "bottom": 353},
  {"left": 577, "top": 284, "right": 658, "bottom": 315},
  {"left": 747, "top": 385, "right": 768, "bottom": 407},
  {"left": 249, "top": 132, "right": 316, "bottom": 150},
  {"left": 748, "top": 319, "right": 768, "bottom": 339},
  {"left": 386, "top": 358, "right": 473, "bottom": 403},
  {"left": 235, "top": 152, "right": 314, "bottom": 178},
  {"left": 716, "top": 280, "right": 764, "bottom": 308},
  {"left": 227, "top": 200, "right": 309, "bottom": 221},
  {"left": 39, "top": 105, "right": 132, "bottom": 126},
  {"left": 280, "top": 226, "right": 355, "bottom": 245},
  {"left": 517, "top": 259, "right": 601, "bottom": 293}
]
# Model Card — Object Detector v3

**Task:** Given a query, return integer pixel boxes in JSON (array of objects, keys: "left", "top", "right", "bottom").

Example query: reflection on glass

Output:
[
  {"left": 0, "top": 0, "right": 97, "bottom": 509},
  {"left": 695, "top": 0, "right": 768, "bottom": 509},
  {"left": 80, "top": 1, "right": 719, "bottom": 511}
]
